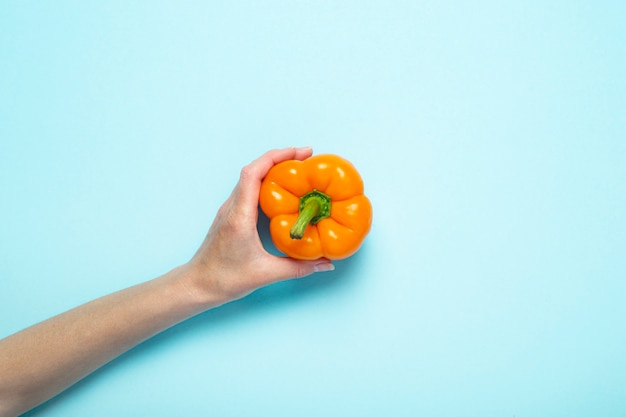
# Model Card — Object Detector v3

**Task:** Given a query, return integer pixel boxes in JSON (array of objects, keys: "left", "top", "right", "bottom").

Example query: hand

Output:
[
  {"left": 186, "top": 147, "right": 335, "bottom": 305},
  {"left": 0, "top": 147, "right": 335, "bottom": 416}
]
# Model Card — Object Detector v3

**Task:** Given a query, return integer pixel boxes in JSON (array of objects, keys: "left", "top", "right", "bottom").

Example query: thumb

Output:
[{"left": 268, "top": 257, "right": 335, "bottom": 282}]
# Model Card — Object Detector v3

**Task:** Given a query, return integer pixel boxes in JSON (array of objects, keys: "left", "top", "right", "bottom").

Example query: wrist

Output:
[{"left": 174, "top": 262, "right": 233, "bottom": 312}]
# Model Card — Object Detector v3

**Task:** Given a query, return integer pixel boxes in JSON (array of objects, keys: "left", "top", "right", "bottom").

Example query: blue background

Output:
[{"left": 1, "top": 1, "right": 625, "bottom": 416}]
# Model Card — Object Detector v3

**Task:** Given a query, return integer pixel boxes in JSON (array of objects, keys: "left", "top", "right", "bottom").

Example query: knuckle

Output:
[
  {"left": 239, "top": 165, "right": 256, "bottom": 182},
  {"left": 294, "top": 264, "right": 310, "bottom": 279}
]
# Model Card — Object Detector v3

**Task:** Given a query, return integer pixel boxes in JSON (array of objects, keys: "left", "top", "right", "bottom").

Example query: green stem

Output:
[{"left": 289, "top": 190, "right": 332, "bottom": 240}]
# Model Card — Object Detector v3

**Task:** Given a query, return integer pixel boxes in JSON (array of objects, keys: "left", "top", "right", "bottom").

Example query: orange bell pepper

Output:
[{"left": 259, "top": 154, "right": 372, "bottom": 260}]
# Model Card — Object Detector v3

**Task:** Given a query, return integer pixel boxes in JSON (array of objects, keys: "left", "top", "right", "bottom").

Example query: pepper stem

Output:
[{"left": 289, "top": 190, "right": 332, "bottom": 240}]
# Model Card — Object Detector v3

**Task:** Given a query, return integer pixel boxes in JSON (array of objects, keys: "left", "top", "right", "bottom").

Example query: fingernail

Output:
[
  {"left": 314, "top": 262, "right": 335, "bottom": 273},
  {"left": 298, "top": 146, "right": 313, "bottom": 152}
]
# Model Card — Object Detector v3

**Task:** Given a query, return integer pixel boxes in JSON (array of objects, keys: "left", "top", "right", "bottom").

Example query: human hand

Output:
[
  {"left": 186, "top": 147, "right": 335, "bottom": 306},
  {"left": 0, "top": 148, "right": 336, "bottom": 416}
]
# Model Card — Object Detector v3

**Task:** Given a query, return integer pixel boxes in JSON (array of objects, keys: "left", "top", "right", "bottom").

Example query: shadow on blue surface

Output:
[{"left": 24, "top": 211, "right": 365, "bottom": 416}]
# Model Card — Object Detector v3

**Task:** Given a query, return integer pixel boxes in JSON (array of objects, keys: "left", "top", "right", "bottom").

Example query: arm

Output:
[{"left": 0, "top": 147, "right": 334, "bottom": 417}]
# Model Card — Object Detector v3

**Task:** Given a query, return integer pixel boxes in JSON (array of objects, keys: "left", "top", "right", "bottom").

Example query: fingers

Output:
[
  {"left": 260, "top": 257, "right": 335, "bottom": 285},
  {"left": 236, "top": 147, "right": 313, "bottom": 210},
  {"left": 292, "top": 146, "right": 314, "bottom": 161},
  {"left": 245, "top": 147, "right": 312, "bottom": 183}
]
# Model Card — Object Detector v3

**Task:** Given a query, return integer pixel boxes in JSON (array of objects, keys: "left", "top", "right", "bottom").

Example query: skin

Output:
[{"left": 0, "top": 147, "right": 334, "bottom": 417}]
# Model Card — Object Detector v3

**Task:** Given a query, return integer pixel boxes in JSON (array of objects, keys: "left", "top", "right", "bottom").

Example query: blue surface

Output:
[{"left": 1, "top": 1, "right": 625, "bottom": 416}]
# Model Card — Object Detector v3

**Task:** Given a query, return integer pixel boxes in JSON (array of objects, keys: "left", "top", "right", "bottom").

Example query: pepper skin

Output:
[{"left": 259, "top": 154, "right": 372, "bottom": 260}]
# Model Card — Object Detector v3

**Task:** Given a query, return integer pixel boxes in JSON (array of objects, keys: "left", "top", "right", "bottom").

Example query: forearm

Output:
[
  {"left": 0, "top": 264, "right": 219, "bottom": 417},
  {"left": 0, "top": 147, "right": 328, "bottom": 417}
]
